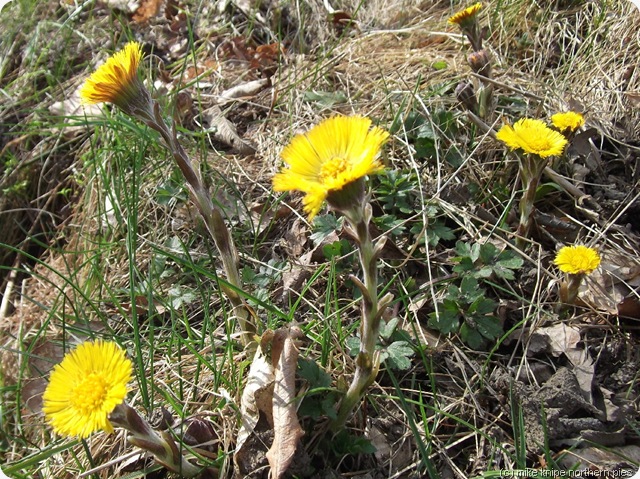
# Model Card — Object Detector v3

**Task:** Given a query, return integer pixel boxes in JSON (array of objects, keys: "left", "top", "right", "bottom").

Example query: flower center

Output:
[
  {"left": 320, "top": 157, "right": 349, "bottom": 183},
  {"left": 571, "top": 257, "right": 590, "bottom": 272},
  {"left": 71, "top": 372, "right": 109, "bottom": 413},
  {"left": 521, "top": 133, "right": 551, "bottom": 153}
]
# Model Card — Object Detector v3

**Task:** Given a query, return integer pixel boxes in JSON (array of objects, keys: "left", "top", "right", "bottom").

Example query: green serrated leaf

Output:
[
  {"left": 310, "top": 213, "right": 343, "bottom": 245},
  {"left": 431, "top": 222, "right": 455, "bottom": 240},
  {"left": 455, "top": 241, "right": 472, "bottom": 257},
  {"left": 298, "top": 358, "right": 332, "bottom": 388},
  {"left": 469, "top": 243, "right": 481, "bottom": 262},
  {"left": 473, "top": 266, "right": 494, "bottom": 279},
  {"left": 460, "top": 322, "right": 485, "bottom": 349},
  {"left": 385, "top": 341, "right": 414, "bottom": 370},
  {"left": 453, "top": 256, "right": 475, "bottom": 274},
  {"left": 373, "top": 214, "right": 406, "bottom": 237},
  {"left": 345, "top": 336, "right": 361, "bottom": 356},
  {"left": 475, "top": 315, "right": 503, "bottom": 340},
  {"left": 428, "top": 303, "right": 460, "bottom": 334},
  {"left": 378, "top": 349, "right": 389, "bottom": 363},
  {"left": 168, "top": 286, "right": 197, "bottom": 309},
  {"left": 474, "top": 297, "right": 497, "bottom": 315},
  {"left": 489, "top": 253, "right": 523, "bottom": 280},
  {"left": 459, "top": 276, "right": 479, "bottom": 295},
  {"left": 380, "top": 317, "right": 400, "bottom": 340},
  {"left": 446, "top": 283, "right": 461, "bottom": 298},
  {"left": 497, "top": 254, "right": 524, "bottom": 270},
  {"left": 479, "top": 242, "right": 498, "bottom": 264}
]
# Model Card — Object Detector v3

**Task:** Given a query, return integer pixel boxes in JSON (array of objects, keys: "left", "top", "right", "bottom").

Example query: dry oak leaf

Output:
[
  {"left": 235, "top": 331, "right": 275, "bottom": 456},
  {"left": 266, "top": 327, "right": 304, "bottom": 479}
]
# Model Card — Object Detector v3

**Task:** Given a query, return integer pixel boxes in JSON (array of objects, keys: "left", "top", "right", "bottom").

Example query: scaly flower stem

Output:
[
  {"left": 110, "top": 403, "right": 203, "bottom": 477},
  {"left": 357, "top": 220, "right": 379, "bottom": 358},
  {"left": 140, "top": 102, "right": 256, "bottom": 345},
  {"left": 560, "top": 273, "right": 583, "bottom": 304},
  {"left": 333, "top": 204, "right": 391, "bottom": 431},
  {"left": 516, "top": 155, "right": 547, "bottom": 248},
  {"left": 462, "top": 23, "right": 483, "bottom": 52},
  {"left": 516, "top": 176, "right": 539, "bottom": 248}
]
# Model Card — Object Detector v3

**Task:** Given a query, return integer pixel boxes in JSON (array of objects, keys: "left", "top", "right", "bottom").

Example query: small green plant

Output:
[
  {"left": 297, "top": 358, "right": 338, "bottom": 421},
  {"left": 429, "top": 241, "right": 523, "bottom": 348},
  {"left": 310, "top": 213, "right": 344, "bottom": 246},
  {"left": 452, "top": 241, "right": 523, "bottom": 281},
  {"left": 242, "top": 258, "right": 287, "bottom": 305},
  {"left": 373, "top": 169, "right": 455, "bottom": 248},
  {"left": 376, "top": 169, "right": 420, "bottom": 215},
  {"left": 429, "top": 275, "right": 500, "bottom": 349},
  {"left": 392, "top": 110, "right": 463, "bottom": 167}
]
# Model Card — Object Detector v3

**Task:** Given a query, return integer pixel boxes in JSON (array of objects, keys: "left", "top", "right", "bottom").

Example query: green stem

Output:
[
  {"left": 516, "top": 155, "right": 546, "bottom": 248},
  {"left": 333, "top": 206, "right": 386, "bottom": 430},
  {"left": 516, "top": 178, "right": 538, "bottom": 248},
  {"left": 141, "top": 102, "right": 256, "bottom": 345}
]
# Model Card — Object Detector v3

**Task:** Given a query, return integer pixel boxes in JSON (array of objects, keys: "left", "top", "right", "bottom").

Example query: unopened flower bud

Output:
[{"left": 467, "top": 49, "right": 491, "bottom": 77}]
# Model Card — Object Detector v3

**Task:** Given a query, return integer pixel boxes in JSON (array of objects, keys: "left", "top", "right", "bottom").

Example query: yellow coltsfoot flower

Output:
[
  {"left": 496, "top": 118, "right": 568, "bottom": 158},
  {"left": 448, "top": 2, "right": 482, "bottom": 26},
  {"left": 80, "top": 41, "right": 152, "bottom": 118},
  {"left": 42, "top": 340, "right": 133, "bottom": 438},
  {"left": 554, "top": 245, "right": 601, "bottom": 275},
  {"left": 551, "top": 111, "right": 585, "bottom": 133},
  {"left": 273, "top": 116, "right": 389, "bottom": 220}
]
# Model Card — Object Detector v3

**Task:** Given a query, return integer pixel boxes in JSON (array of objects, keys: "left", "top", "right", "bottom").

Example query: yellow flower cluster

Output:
[
  {"left": 273, "top": 116, "right": 389, "bottom": 220},
  {"left": 42, "top": 340, "right": 133, "bottom": 438},
  {"left": 496, "top": 118, "right": 568, "bottom": 158},
  {"left": 554, "top": 245, "right": 601, "bottom": 275}
]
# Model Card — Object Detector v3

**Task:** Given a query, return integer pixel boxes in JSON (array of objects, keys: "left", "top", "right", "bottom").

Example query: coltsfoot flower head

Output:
[
  {"left": 496, "top": 118, "right": 568, "bottom": 158},
  {"left": 80, "top": 41, "right": 152, "bottom": 117},
  {"left": 448, "top": 2, "right": 482, "bottom": 26},
  {"left": 554, "top": 245, "right": 601, "bottom": 275},
  {"left": 273, "top": 116, "right": 389, "bottom": 220},
  {"left": 551, "top": 111, "right": 585, "bottom": 133},
  {"left": 43, "top": 340, "right": 133, "bottom": 438}
]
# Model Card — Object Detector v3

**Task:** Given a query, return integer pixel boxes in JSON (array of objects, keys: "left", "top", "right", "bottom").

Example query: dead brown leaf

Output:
[
  {"left": 329, "top": 11, "right": 359, "bottom": 35},
  {"left": 266, "top": 327, "right": 304, "bottom": 479},
  {"left": 558, "top": 249, "right": 640, "bottom": 316},
  {"left": 198, "top": 104, "right": 255, "bottom": 155},
  {"left": 220, "top": 36, "right": 284, "bottom": 77},
  {"left": 132, "top": 0, "right": 163, "bottom": 23},
  {"left": 534, "top": 324, "right": 594, "bottom": 401},
  {"left": 235, "top": 331, "right": 275, "bottom": 458},
  {"left": 219, "top": 78, "right": 270, "bottom": 105}
]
